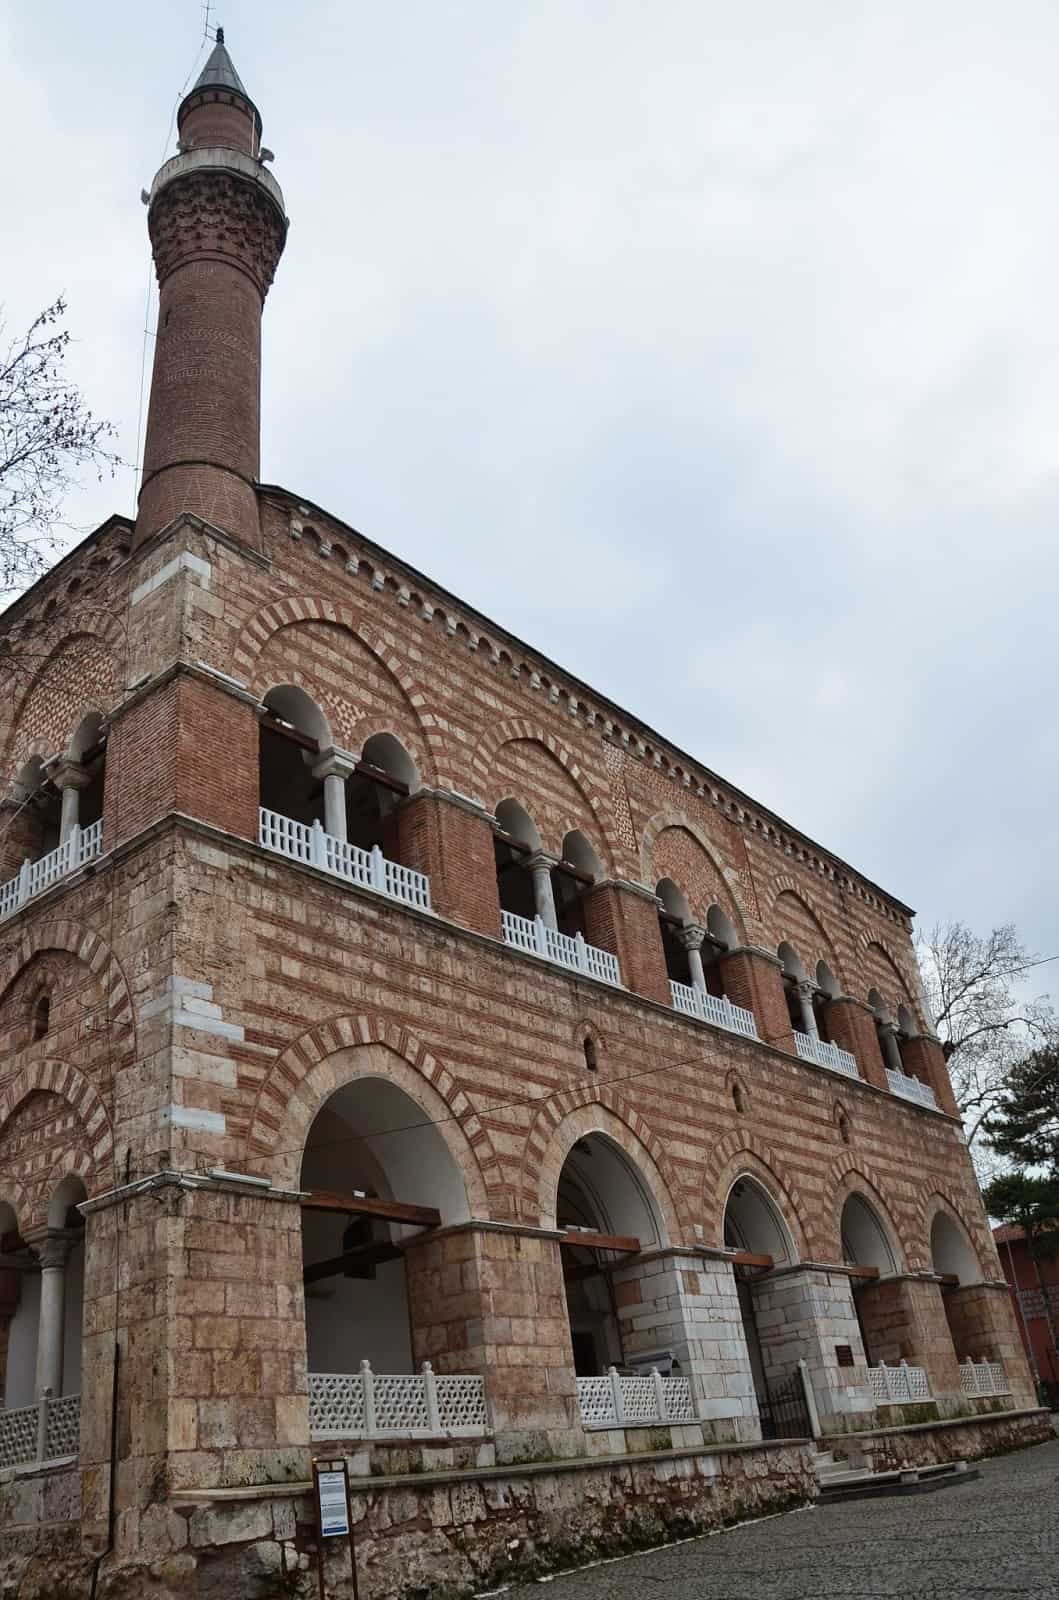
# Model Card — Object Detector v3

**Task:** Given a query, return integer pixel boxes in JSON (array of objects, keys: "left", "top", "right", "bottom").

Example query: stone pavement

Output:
[{"left": 503, "top": 1438, "right": 1059, "bottom": 1600}]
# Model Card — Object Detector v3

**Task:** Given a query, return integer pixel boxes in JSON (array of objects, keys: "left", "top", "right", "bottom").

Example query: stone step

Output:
[{"left": 818, "top": 1460, "right": 979, "bottom": 1503}]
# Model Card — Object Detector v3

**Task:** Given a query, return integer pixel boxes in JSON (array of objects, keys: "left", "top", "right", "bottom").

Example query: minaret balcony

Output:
[
  {"left": 793, "top": 1029, "right": 860, "bottom": 1080},
  {"left": 258, "top": 808, "right": 431, "bottom": 913},
  {"left": 0, "top": 821, "right": 103, "bottom": 922}
]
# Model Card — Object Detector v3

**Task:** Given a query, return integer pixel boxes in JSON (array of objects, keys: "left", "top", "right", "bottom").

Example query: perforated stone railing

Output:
[
  {"left": 885, "top": 1068, "right": 938, "bottom": 1109},
  {"left": 259, "top": 809, "right": 431, "bottom": 912},
  {"left": 669, "top": 980, "right": 758, "bottom": 1039},
  {"left": 501, "top": 910, "right": 621, "bottom": 986},
  {"left": 868, "top": 1361, "right": 931, "bottom": 1405},
  {"left": 0, "top": 1390, "right": 80, "bottom": 1469},
  {"left": 577, "top": 1367, "right": 695, "bottom": 1429},
  {"left": 959, "top": 1359, "right": 1011, "bottom": 1398},
  {"left": 0, "top": 821, "right": 103, "bottom": 921},
  {"left": 794, "top": 1030, "right": 859, "bottom": 1080},
  {"left": 309, "top": 1363, "right": 488, "bottom": 1439}
]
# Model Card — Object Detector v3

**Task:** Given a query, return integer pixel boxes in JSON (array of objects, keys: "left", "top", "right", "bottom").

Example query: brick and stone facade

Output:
[{"left": 0, "top": 32, "right": 1047, "bottom": 1600}]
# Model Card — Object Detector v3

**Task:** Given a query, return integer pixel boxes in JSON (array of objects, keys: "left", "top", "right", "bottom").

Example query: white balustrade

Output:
[
  {"left": 501, "top": 910, "right": 621, "bottom": 987},
  {"left": 0, "top": 821, "right": 103, "bottom": 922},
  {"left": 0, "top": 1390, "right": 80, "bottom": 1470},
  {"left": 793, "top": 1030, "right": 860, "bottom": 1080},
  {"left": 577, "top": 1367, "right": 695, "bottom": 1429},
  {"left": 309, "top": 1362, "right": 488, "bottom": 1439},
  {"left": 868, "top": 1361, "right": 932, "bottom": 1405},
  {"left": 259, "top": 810, "right": 431, "bottom": 913},
  {"left": 885, "top": 1068, "right": 938, "bottom": 1109},
  {"left": 959, "top": 1359, "right": 1011, "bottom": 1398},
  {"left": 669, "top": 979, "right": 758, "bottom": 1039}
]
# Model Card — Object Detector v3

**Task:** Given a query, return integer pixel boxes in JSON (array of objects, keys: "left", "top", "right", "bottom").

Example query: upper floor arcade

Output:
[{"left": 0, "top": 498, "right": 955, "bottom": 1119}]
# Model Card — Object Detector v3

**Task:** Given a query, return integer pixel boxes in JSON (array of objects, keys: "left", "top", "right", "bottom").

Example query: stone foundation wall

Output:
[
  {"left": 822, "top": 1406, "right": 1054, "bottom": 1476},
  {"left": 0, "top": 1462, "right": 81, "bottom": 1598}
]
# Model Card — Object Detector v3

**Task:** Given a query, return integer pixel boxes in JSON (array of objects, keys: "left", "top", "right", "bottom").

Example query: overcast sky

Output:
[{"left": 2, "top": 1, "right": 1057, "bottom": 1000}]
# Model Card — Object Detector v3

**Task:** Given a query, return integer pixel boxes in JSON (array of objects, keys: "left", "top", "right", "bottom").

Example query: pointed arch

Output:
[
  {"left": 702, "top": 1132, "right": 813, "bottom": 1258},
  {"left": 768, "top": 881, "right": 846, "bottom": 988},
  {"left": 859, "top": 935, "right": 918, "bottom": 1016},
  {"left": 639, "top": 809, "right": 749, "bottom": 941},
  {"left": 471, "top": 719, "right": 616, "bottom": 863},
  {"left": 240, "top": 1013, "right": 502, "bottom": 1209},
  {"left": 525, "top": 1092, "right": 682, "bottom": 1245},
  {"left": 234, "top": 596, "right": 441, "bottom": 784},
  {"left": 917, "top": 1188, "right": 993, "bottom": 1282},
  {"left": 826, "top": 1157, "right": 909, "bottom": 1270},
  {"left": 0, "top": 920, "right": 135, "bottom": 1060},
  {"left": 0, "top": 1058, "right": 114, "bottom": 1227}
]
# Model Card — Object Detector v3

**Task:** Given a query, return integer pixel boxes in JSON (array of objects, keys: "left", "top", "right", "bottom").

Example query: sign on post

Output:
[{"left": 312, "top": 1458, "right": 359, "bottom": 1600}]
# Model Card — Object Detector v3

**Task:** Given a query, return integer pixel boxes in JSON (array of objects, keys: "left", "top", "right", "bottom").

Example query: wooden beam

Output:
[
  {"left": 730, "top": 1251, "right": 774, "bottom": 1269},
  {"left": 558, "top": 1229, "right": 640, "bottom": 1254},
  {"left": 847, "top": 1265, "right": 881, "bottom": 1281},
  {"left": 304, "top": 1241, "right": 404, "bottom": 1286},
  {"left": 938, "top": 1272, "right": 960, "bottom": 1288},
  {"left": 300, "top": 1189, "right": 441, "bottom": 1229}
]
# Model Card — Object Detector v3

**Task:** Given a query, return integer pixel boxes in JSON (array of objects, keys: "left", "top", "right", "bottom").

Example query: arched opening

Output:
[
  {"left": 0, "top": 1200, "right": 35, "bottom": 1410},
  {"left": 707, "top": 904, "right": 738, "bottom": 955},
  {"left": 300, "top": 1076, "right": 469, "bottom": 1377},
  {"left": 557, "top": 1134, "right": 664, "bottom": 1376},
  {"left": 493, "top": 798, "right": 540, "bottom": 921},
  {"left": 869, "top": 990, "right": 903, "bottom": 1076},
  {"left": 344, "top": 733, "right": 420, "bottom": 855},
  {"left": 65, "top": 712, "right": 106, "bottom": 834},
  {"left": 931, "top": 1208, "right": 984, "bottom": 1363},
  {"left": 10, "top": 758, "right": 61, "bottom": 867},
  {"left": 552, "top": 830, "right": 602, "bottom": 940},
  {"left": 814, "top": 962, "right": 840, "bottom": 1043},
  {"left": 779, "top": 943, "right": 813, "bottom": 1038},
  {"left": 259, "top": 684, "right": 330, "bottom": 826},
  {"left": 723, "top": 1176, "right": 798, "bottom": 1435},
  {"left": 31, "top": 993, "right": 50, "bottom": 1042},
  {"left": 895, "top": 1005, "right": 923, "bottom": 1081},
  {"left": 841, "top": 1192, "right": 897, "bottom": 1366},
  {"left": 656, "top": 878, "right": 692, "bottom": 985}
]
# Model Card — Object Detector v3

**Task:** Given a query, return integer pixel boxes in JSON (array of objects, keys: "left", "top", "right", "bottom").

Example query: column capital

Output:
[
  {"left": 675, "top": 923, "right": 706, "bottom": 952},
  {"left": 24, "top": 1228, "right": 77, "bottom": 1270},
  {"left": 311, "top": 745, "right": 359, "bottom": 782},
  {"left": 796, "top": 978, "right": 817, "bottom": 999},
  {"left": 525, "top": 851, "right": 560, "bottom": 873},
  {"left": 44, "top": 757, "right": 91, "bottom": 793}
]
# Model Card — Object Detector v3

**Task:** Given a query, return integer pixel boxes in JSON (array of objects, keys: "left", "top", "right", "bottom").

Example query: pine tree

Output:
[{"left": 985, "top": 1045, "right": 1059, "bottom": 1178}]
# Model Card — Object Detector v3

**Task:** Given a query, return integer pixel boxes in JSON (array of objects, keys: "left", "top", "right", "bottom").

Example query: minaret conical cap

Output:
[{"left": 178, "top": 27, "right": 262, "bottom": 136}]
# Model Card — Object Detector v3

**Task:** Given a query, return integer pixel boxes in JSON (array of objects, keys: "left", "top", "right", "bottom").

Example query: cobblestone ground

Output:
[{"left": 504, "top": 1438, "right": 1059, "bottom": 1600}]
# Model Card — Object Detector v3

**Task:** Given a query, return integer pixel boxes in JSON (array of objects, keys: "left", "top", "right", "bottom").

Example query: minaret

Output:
[{"left": 134, "top": 29, "right": 288, "bottom": 551}]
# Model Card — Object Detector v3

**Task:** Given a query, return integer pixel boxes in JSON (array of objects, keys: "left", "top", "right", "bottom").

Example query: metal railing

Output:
[
  {"left": 501, "top": 910, "right": 621, "bottom": 986},
  {"left": 793, "top": 1030, "right": 859, "bottom": 1079},
  {"left": 959, "top": 1359, "right": 1011, "bottom": 1398},
  {"left": 309, "top": 1362, "right": 488, "bottom": 1439},
  {"left": 0, "top": 1389, "right": 80, "bottom": 1470},
  {"left": 577, "top": 1367, "right": 695, "bottom": 1429},
  {"left": 868, "top": 1361, "right": 931, "bottom": 1405},
  {"left": 669, "top": 980, "right": 758, "bottom": 1039},
  {"left": 885, "top": 1068, "right": 938, "bottom": 1109},
  {"left": 259, "top": 810, "right": 431, "bottom": 912},
  {"left": 0, "top": 821, "right": 103, "bottom": 921}
]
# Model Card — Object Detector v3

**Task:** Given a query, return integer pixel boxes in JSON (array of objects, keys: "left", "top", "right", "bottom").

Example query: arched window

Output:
[
  {"left": 868, "top": 990, "right": 902, "bottom": 1075},
  {"left": 723, "top": 1175, "right": 799, "bottom": 1437},
  {"left": 778, "top": 943, "right": 813, "bottom": 1037},
  {"left": 813, "top": 962, "right": 840, "bottom": 1043},
  {"left": 9, "top": 758, "right": 61, "bottom": 867},
  {"left": 656, "top": 878, "right": 693, "bottom": 985},
  {"left": 493, "top": 799, "right": 541, "bottom": 921},
  {"left": 258, "top": 685, "right": 331, "bottom": 827},
  {"left": 343, "top": 733, "right": 420, "bottom": 854},
  {"left": 582, "top": 1035, "right": 598, "bottom": 1073},
  {"left": 31, "top": 994, "right": 50, "bottom": 1042},
  {"left": 66, "top": 711, "right": 107, "bottom": 833},
  {"left": 552, "top": 830, "right": 602, "bottom": 939}
]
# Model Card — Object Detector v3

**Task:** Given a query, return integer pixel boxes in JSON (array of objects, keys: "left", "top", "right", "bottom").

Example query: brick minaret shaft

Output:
[{"left": 134, "top": 31, "right": 288, "bottom": 552}]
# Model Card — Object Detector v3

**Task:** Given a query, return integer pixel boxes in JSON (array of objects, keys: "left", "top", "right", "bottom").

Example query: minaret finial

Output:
[{"left": 216, "top": 25, "right": 224, "bottom": 44}]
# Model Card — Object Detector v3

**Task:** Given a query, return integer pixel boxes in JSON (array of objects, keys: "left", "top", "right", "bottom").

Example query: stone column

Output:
[
  {"left": 311, "top": 747, "right": 357, "bottom": 842},
  {"left": 717, "top": 946, "right": 795, "bottom": 1053},
  {"left": 526, "top": 854, "right": 559, "bottom": 931},
  {"left": 28, "top": 1231, "right": 73, "bottom": 1398},
  {"left": 825, "top": 996, "right": 888, "bottom": 1090},
  {"left": 395, "top": 788, "right": 503, "bottom": 937},
  {"left": 795, "top": 981, "right": 818, "bottom": 1039},
  {"left": 610, "top": 1249, "right": 761, "bottom": 1443},
  {"left": 48, "top": 760, "right": 91, "bottom": 843},
  {"left": 403, "top": 1221, "right": 582, "bottom": 1463},
  {"left": 677, "top": 925, "right": 708, "bottom": 992},
  {"left": 877, "top": 1020, "right": 904, "bottom": 1076},
  {"left": 749, "top": 1265, "right": 874, "bottom": 1433},
  {"left": 579, "top": 879, "right": 671, "bottom": 1004}
]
